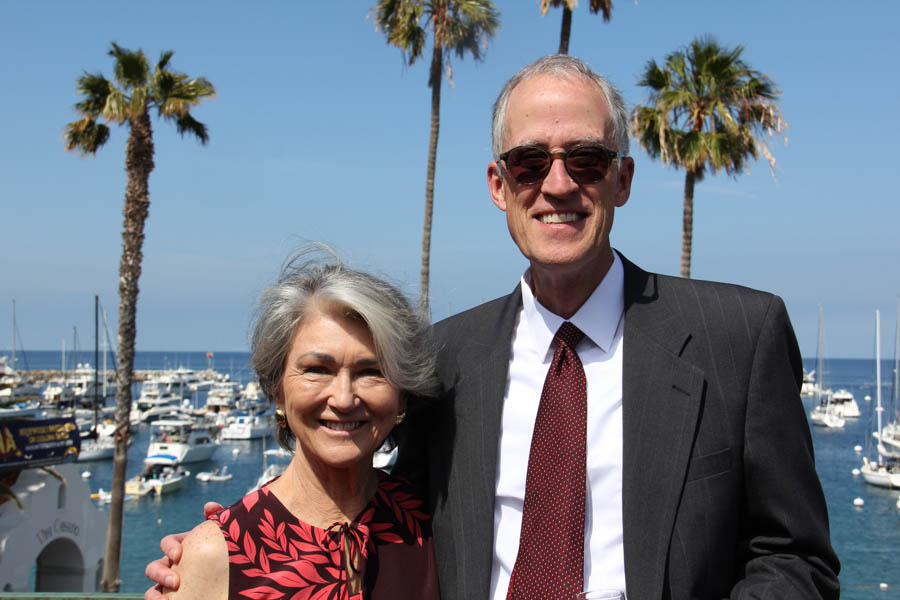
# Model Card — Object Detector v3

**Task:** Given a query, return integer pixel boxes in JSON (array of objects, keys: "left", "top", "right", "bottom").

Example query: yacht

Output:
[
  {"left": 220, "top": 410, "right": 273, "bottom": 440},
  {"left": 204, "top": 380, "right": 242, "bottom": 414},
  {"left": 829, "top": 389, "right": 860, "bottom": 418},
  {"left": 145, "top": 418, "right": 219, "bottom": 465}
]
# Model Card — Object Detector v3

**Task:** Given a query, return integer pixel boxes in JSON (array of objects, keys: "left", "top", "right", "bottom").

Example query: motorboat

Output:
[
  {"left": 204, "top": 380, "right": 242, "bottom": 414},
  {"left": 829, "top": 389, "right": 860, "bottom": 418},
  {"left": 125, "top": 464, "right": 189, "bottom": 496},
  {"left": 145, "top": 418, "right": 219, "bottom": 465},
  {"left": 196, "top": 466, "right": 233, "bottom": 482},
  {"left": 220, "top": 411, "right": 273, "bottom": 440}
]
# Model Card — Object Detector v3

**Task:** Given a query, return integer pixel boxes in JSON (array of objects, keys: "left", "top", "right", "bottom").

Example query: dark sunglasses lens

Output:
[
  {"left": 506, "top": 147, "right": 551, "bottom": 184},
  {"left": 566, "top": 147, "right": 611, "bottom": 183}
]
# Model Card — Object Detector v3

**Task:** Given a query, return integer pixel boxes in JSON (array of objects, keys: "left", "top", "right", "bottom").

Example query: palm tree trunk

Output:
[
  {"left": 101, "top": 108, "right": 154, "bottom": 592},
  {"left": 420, "top": 44, "right": 442, "bottom": 317},
  {"left": 680, "top": 170, "right": 695, "bottom": 279},
  {"left": 558, "top": 7, "right": 573, "bottom": 54}
]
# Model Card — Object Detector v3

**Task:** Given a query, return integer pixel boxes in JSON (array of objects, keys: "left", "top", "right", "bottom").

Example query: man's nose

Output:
[{"left": 541, "top": 155, "right": 579, "bottom": 197}]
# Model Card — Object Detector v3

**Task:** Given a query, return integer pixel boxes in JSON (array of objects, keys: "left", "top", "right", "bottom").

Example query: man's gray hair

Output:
[
  {"left": 251, "top": 246, "right": 439, "bottom": 450},
  {"left": 491, "top": 54, "right": 630, "bottom": 158}
]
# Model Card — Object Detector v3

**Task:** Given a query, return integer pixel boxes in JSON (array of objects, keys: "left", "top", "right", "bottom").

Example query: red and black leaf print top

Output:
[{"left": 211, "top": 471, "right": 440, "bottom": 600}]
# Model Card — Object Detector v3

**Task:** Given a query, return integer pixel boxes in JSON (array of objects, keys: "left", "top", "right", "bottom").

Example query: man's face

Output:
[{"left": 488, "top": 74, "right": 634, "bottom": 280}]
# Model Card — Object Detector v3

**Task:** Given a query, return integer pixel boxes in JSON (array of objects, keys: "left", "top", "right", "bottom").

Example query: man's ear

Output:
[
  {"left": 614, "top": 157, "right": 635, "bottom": 208},
  {"left": 488, "top": 161, "right": 508, "bottom": 211}
]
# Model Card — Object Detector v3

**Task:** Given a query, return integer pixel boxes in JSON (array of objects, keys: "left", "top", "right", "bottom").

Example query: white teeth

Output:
[
  {"left": 322, "top": 421, "right": 362, "bottom": 431},
  {"left": 539, "top": 212, "right": 580, "bottom": 224}
]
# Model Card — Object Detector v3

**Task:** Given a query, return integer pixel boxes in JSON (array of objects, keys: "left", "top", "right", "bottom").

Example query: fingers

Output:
[
  {"left": 203, "top": 501, "right": 224, "bottom": 519},
  {"left": 144, "top": 556, "right": 178, "bottom": 595},
  {"left": 160, "top": 532, "right": 189, "bottom": 564}
]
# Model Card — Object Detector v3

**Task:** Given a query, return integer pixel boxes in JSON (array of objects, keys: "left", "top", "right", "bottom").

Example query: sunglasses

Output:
[{"left": 498, "top": 143, "right": 627, "bottom": 185}]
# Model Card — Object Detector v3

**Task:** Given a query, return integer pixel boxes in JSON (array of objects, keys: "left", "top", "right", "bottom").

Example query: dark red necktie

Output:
[{"left": 507, "top": 321, "right": 587, "bottom": 600}]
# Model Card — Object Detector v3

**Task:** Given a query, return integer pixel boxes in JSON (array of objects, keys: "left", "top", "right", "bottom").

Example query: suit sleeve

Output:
[{"left": 731, "top": 296, "right": 840, "bottom": 598}]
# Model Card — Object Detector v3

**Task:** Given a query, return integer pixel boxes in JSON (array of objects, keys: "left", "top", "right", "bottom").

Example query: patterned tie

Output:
[{"left": 507, "top": 321, "right": 587, "bottom": 600}]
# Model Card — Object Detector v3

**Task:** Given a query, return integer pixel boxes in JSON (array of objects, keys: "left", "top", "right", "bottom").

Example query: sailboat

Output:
[
  {"left": 860, "top": 309, "right": 900, "bottom": 488},
  {"left": 77, "top": 296, "right": 115, "bottom": 462},
  {"left": 809, "top": 305, "right": 845, "bottom": 428}
]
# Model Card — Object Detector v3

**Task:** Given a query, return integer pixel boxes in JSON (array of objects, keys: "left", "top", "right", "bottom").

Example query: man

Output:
[{"left": 147, "top": 55, "right": 839, "bottom": 599}]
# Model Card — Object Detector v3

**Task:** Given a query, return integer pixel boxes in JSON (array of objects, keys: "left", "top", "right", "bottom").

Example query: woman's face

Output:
[{"left": 277, "top": 308, "right": 403, "bottom": 472}]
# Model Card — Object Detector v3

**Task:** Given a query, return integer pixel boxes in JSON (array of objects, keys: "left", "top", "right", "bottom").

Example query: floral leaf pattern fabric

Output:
[{"left": 212, "top": 471, "right": 439, "bottom": 600}]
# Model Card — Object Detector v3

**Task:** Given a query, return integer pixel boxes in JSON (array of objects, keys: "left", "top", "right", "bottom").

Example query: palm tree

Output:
[
  {"left": 63, "top": 42, "right": 214, "bottom": 591},
  {"left": 373, "top": 0, "right": 499, "bottom": 316},
  {"left": 632, "top": 36, "right": 787, "bottom": 278},
  {"left": 540, "top": 0, "right": 612, "bottom": 54}
]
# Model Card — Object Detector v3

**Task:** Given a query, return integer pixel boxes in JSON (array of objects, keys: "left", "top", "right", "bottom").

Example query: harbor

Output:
[{"left": 2, "top": 351, "right": 900, "bottom": 597}]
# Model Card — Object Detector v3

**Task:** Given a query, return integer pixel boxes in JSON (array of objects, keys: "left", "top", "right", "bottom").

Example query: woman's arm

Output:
[{"left": 165, "top": 520, "right": 229, "bottom": 600}]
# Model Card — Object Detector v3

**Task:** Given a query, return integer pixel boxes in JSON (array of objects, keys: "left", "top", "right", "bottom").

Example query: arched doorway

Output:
[{"left": 35, "top": 537, "right": 84, "bottom": 591}]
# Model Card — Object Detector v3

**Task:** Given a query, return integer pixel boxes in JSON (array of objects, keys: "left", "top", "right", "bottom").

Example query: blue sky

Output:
[{"left": 1, "top": 1, "right": 898, "bottom": 359}]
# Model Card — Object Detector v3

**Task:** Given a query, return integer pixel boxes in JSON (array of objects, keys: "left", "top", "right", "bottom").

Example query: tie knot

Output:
[{"left": 555, "top": 321, "right": 585, "bottom": 350}]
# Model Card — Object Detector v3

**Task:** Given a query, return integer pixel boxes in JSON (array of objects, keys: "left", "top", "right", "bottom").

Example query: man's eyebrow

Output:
[{"left": 514, "top": 136, "right": 608, "bottom": 149}]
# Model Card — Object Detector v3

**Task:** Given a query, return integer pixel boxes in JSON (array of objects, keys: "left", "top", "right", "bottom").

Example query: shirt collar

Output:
[{"left": 520, "top": 251, "right": 625, "bottom": 358}]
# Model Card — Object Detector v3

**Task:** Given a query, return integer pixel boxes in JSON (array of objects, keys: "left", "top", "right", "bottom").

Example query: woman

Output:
[{"left": 167, "top": 250, "right": 440, "bottom": 600}]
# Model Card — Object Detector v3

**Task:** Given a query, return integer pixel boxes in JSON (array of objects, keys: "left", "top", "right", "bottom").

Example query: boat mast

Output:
[
  {"left": 11, "top": 299, "right": 16, "bottom": 370},
  {"left": 875, "top": 309, "right": 883, "bottom": 463},
  {"left": 94, "top": 295, "right": 100, "bottom": 431},
  {"left": 893, "top": 297, "right": 899, "bottom": 423},
  {"left": 815, "top": 305, "right": 824, "bottom": 407}
]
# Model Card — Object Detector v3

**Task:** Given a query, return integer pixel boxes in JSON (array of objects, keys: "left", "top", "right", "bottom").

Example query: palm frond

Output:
[
  {"left": 101, "top": 87, "right": 131, "bottom": 123},
  {"left": 108, "top": 42, "right": 150, "bottom": 90},
  {"left": 374, "top": 0, "right": 427, "bottom": 65},
  {"left": 157, "top": 49, "right": 174, "bottom": 72},
  {"left": 167, "top": 112, "right": 210, "bottom": 144},
  {"left": 64, "top": 116, "right": 111, "bottom": 155},
  {"left": 73, "top": 72, "right": 113, "bottom": 116},
  {"left": 588, "top": 0, "right": 612, "bottom": 20}
]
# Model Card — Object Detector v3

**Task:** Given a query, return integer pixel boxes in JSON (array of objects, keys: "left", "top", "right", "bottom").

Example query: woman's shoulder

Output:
[{"left": 168, "top": 520, "right": 228, "bottom": 600}]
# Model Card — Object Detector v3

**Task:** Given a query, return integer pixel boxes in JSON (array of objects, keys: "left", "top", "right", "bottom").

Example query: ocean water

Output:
[{"left": 13, "top": 352, "right": 900, "bottom": 597}]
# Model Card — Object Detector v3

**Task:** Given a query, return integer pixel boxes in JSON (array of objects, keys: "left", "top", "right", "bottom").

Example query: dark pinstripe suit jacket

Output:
[{"left": 396, "top": 255, "right": 839, "bottom": 599}]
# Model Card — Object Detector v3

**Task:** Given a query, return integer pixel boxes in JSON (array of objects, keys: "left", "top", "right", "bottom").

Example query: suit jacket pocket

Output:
[{"left": 685, "top": 447, "right": 732, "bottom": 482}]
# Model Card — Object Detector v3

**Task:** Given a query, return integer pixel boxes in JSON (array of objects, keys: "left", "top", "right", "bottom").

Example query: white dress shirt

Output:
[{"left": 490, "top": 252, "right": 626, "bottom": 599}]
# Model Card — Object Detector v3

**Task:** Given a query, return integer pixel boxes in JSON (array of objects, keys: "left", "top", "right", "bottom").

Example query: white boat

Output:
[
  {"left": 205, "top": 380, "right": 242, "bottom": 414},
  {"left": 196, "top": 466, "right": 233, "bottom": 482},
  {"left": 809, "top": 306, "right": 844, "bottom": 429},
  {"left": 77, "top": 436, "right": 115, "bottom": 461},
  {"left": 145, "top": 418, "right": 219, "bottom": 465},
  {"left": 829, "top": 389, "right": 860, "bottom": 418},
  {"left": 220, "top": 411, "right": 273, "bottom": 440},
  {"left": 0, "top": 355, "right": 42, "bottom": 401},
  {"left": 860, "top": 309, "right": 900, "bottom": 489},
  {"left": 0, "top": 463, "right": 106, "bottom": 592},
  {"left": 126, "top": 464, "right": 189, "bottom": 495}
]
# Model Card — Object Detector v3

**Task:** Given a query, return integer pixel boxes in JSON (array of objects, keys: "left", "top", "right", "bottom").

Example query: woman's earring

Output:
[
  {"left": 395, "top": 410, "right": 406, "bottom": 426},
  {"left": 275, "top": 409, "right": 287, "bottom": 429}
]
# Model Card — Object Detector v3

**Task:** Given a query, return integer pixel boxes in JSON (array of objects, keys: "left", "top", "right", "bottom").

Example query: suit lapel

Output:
[{"left": 619, "top": 256, "right": 705, "bottom": 600}]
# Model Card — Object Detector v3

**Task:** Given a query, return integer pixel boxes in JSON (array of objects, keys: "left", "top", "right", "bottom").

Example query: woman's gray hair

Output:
[
  {"left": 251, "top": 246, "right": 439, "bottom": 450},
  {"left": 491, "top": 54, "right": 630, "bottom": 158}
]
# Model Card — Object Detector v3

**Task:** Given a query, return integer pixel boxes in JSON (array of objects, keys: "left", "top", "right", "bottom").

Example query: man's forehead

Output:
[{"left": 503, "top": 74, "right": 611, "bottom": 146}]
